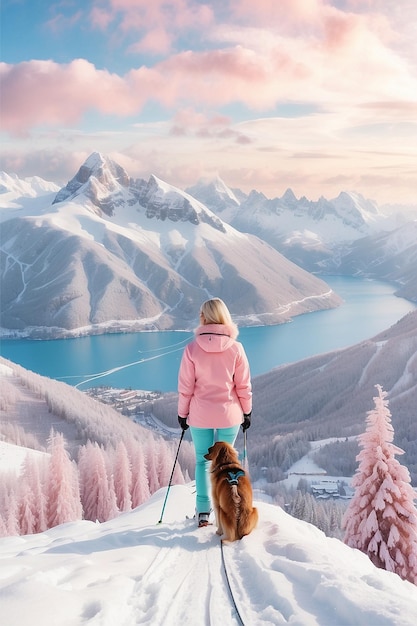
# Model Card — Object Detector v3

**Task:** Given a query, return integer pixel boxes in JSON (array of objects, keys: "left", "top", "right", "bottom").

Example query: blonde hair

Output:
[{"left": 200, "top": 298, "right": 233, "bottom": 326}]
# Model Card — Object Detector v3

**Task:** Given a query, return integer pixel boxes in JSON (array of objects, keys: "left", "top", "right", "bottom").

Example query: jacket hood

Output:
[{"left": 194, "top": 323, "right": 238, "bottom": 353}]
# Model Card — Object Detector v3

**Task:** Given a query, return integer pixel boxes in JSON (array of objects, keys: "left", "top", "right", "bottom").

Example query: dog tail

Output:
[
  {"left": 238, "top": 506, "right": 259, "bottom": 540},
  {"left": 231, "top": 484, "right": 241, "bottom": 520}
]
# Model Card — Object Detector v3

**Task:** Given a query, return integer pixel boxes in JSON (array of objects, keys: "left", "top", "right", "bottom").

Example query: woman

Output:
[{"left": 177, "top": 298, "right": 252, "bottom": 527}]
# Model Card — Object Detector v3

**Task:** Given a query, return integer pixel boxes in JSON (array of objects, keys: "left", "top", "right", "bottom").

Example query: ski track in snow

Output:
[
  {"left": 357, "top": 341, "right": 386, "bottom": 388},
  {"left": 388, "top": 348, "right": 417, "bottom": 397},
  {"left": 2, "top": 485, "right": 417, "bottom": 626}
]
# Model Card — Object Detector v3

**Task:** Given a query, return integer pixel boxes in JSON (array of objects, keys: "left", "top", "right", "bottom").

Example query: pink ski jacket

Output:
[{"left": 178, "top": 323, "right": 252, "bottom": 428}]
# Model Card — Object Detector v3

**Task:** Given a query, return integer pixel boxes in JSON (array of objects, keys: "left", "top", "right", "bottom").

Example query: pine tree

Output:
[
  {"left": 145, "top": 438, "right": 160, "bottom": 495},
  {"left": 18, "top": 480, "right": 36, "bottom": 535},
  {"left": 113, "top": 441, "right": 132, "bottom": 512},
  {"left": 46, "top": 431, "right": 82, "bottom": 528},
  {"left": 21, "top": 454, "right": 48, "bottom": 533},
  {"left": 79, "top": 442, "right": 118, "bottom": 522},
  {"left": 129, "top": 440, "right": 151, "bottom": 508},
  {"left": 5, "top": 489, "right": 21, "bottom": 536},
  {"left": 0, "top": 513, "right": 7, "bottom": 537},
  {"left": 343, "top": 385, "right": 417, "bottom": 584}
]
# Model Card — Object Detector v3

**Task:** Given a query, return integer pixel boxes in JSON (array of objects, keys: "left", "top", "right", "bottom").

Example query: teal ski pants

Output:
[{"left": 189, "top": 425, "right": 240, "bottom": 514}]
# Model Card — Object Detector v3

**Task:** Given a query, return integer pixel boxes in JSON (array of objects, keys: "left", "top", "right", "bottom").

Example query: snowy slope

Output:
[
  {"left": 1, "top": 483, "right": 416, "bottom": 626},
  {"left": 0, "top": 440, "right": 48, "bottom": 475},
  {"left": 0, "top": 154, "right": 341, "bottom": 337},
  {"left": 333, "top": 221, "right": 417, "bottom": 301}
]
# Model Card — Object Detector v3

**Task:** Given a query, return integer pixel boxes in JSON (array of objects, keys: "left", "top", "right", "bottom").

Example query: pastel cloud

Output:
[
  {"left": 0, "top": 60, "right": 159, "bottom": 134},
  {"left": 90, "top": 0, "right": 214, "bottom": 51},
  {"left": 169, "top": 107, "right": 251, "bottom": 143},
  {"left": 2, "top": 0, "right": 416, "bottom": 204},
  {"left": 130, "top": 27, "right": 173, "bottom": 56},
  {"left": 2, "top": 15, "right": 415, "bottom": 138}
]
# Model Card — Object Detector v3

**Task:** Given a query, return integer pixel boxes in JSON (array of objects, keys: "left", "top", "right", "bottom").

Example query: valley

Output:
[{"left": 1, "top": 152, "right": 416, "bottom": 538}]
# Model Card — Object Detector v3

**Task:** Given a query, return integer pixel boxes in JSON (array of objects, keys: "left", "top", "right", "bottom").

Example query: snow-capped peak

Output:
[
  {"left": 211, "top": 174, "right": 241, "bottom": 205},
  {"left": 185, "top": 175, "right": 242, "bottom": 223},
  {"left": 280, "top": 188, "right": 298, "bottom": 207},
  {"left": 332, "top": 191, "right": 382, "bottom": 226},
  {"left": 53, "top": 153, "right": 131, "bottom": 214},
  {"left": 0, "top": 171, "right": 60, "bottom": 198},
  {"left": 83, "top": 151, "right": 106, "bottom": 170}
]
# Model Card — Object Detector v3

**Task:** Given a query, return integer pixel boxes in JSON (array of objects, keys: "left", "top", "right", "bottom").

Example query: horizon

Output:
[
  {"left": 3, "top": 148, "right": 417, "bottom": 213},
  {"left": 1, "top": 1, "right": 417, "bottom": 207}
]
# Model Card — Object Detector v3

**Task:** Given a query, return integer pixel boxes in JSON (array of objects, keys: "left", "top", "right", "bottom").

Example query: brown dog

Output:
[{"left": 204, "top": 441, "right": 258, "bottom": 542}]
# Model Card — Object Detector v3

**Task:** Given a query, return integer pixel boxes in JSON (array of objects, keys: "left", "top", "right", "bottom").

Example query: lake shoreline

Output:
[
  {"left": 1, "top": 274, "right": 413, "bottom": 341},
  {"left": 1, "top": 276, "right": 415, "bottom": 392}
]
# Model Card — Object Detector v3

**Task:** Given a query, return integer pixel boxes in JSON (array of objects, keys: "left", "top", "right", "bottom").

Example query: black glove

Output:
[
  {"left": 178, "top": 416, "right": 189, "bottom": 430},
  {"left": 242, "top": 412, "right": 252, "bottom": 431}
]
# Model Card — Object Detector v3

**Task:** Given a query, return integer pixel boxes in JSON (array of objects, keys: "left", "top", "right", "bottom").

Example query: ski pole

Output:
[
  {"left": 243, "top": 429, "right": 249, "bottom": 472},
  {"left": 158, "top": 429, "right": 185, "bottom": 524}
]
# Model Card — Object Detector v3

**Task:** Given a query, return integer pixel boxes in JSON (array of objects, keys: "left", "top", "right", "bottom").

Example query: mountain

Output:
[
  {"left": 187, "top": 177, "right": 402, "bottom": 271},
  {"left": 325, "top": 221, "right": 417, "bottom": 301},
  {"left": 1, "top": 477, "right": 416, "bottom": 625},
  {"left": 0, "top": 154, "right": 341, "bottom": 338},
  {"left": 0, "top": 171, "right": 59, "bottom": 199},
  {"left": 250, "top": 309, "right": 417, "bottom": 483},
  {"left": 0, "top": 356, "right": 173, "bottom": 459}
]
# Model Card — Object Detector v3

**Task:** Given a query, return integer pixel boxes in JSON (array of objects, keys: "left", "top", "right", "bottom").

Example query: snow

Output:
[
  {"left": 383, "top": 221, "right": 417, "bottom": 255},
  {"left": 0, "top": 169, "right": 240, "bottom": 254},
  {"left": 1, "top": 449, "right": 417, "bottom": 626},
  {"left": 0, "top": 441, "right": 48, "bottom": 476},
  {"left": 281, "top": 438, "right": 355, "bottom": 490}
]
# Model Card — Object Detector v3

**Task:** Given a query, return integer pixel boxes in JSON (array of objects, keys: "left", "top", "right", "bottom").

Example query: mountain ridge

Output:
[
  {"left": 0, "top": 154, "right": 341, "bottom": 338},
  {"left": 187, "top": 174, "right": 417, "bottom": 292}
]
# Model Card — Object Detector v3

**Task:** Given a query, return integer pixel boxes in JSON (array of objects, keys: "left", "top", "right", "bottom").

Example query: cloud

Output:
[
  {"left": 90, "top": 0, "right": 214, "bottom": 54},
  {"left": 168, "top": 108, "right": 251, "bottom": 144},
  {"left": 0, "top": 148, "right": 91, "bottom": 185},
  {"left": 90, "top": 7, "right": 114, "bottom": 31},
  {"left": 44, "top": 7, "right": 84, "bottom": 33},
  {"left": 2, "top": 1, "right": 416, "bottom": 204},
  {"left": 129, "top": 27, "right": 173, "bottom": 56},
  {"left": 2, "top": 0, "right": 416, "bottom": 137},
  {"left": 0, "top": 60, "right": 148, "bottom": 134}
]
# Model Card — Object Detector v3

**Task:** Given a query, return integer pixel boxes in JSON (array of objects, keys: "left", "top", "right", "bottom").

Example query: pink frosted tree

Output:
[
  {"left": 18, "top": 480, "right": 37, "bottom": 535},
  {"left": 128, "top": 440, "right": 151, "bottom": 508},
  {"left": 145, "top": 437, "right": 160, "bottom": 495},
  {"left": 0, "top": 513, "right": 7, "bottom": 537},
  {"left": 113, "top": 441, "right": 132, "bottom": 512},
  {"left": 46, "top": 431, "right": 82, "bottom": 528},
  {"left": 3, "top": 489, "right": 20, "bottom": 536},
  {"left": 79, "top": 441, "right": 118, "bottom": 522},
  {"left": 343, "top": 385, "right": 417, "bottom": 584},
  {"left": 21, "top": 454, "right": 48, "bottom": 534}
]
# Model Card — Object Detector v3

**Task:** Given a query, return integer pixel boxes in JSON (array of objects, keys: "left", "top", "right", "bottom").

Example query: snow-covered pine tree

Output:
[
  {"left": 79, "top": 441, "right": 118, "bottom": 522},
  {"left": 128, "top": 440, "right": 151, "bottom": 508},
  {"left": 343, "top": 384, "right": 417, "bottom": 584},
  {"left": 3, "top": 488, "right": 20, "bottom": 536},
  {"left": 0, "top": 512, "right": 7, "bottom": 537},
  {"left": 18, "top": 480, "right": 36, "bottom": 535},
  {"left": 113, "top": 441, "right": 132, "bottom": 512},
  {"left": 46, "top": 431, "right": 82, "bottom": 528},
  {"left": 21, "top": 454, "right": 48, "bottom": 533}
]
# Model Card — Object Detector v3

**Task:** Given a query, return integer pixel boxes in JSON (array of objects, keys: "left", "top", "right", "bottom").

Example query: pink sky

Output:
[{"left": 1, "top": 0, "right": 416, "bottom": 205}]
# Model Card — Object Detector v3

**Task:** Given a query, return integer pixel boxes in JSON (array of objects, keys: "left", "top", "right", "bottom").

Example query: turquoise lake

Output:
[{"left": 1, "top": 276, "right": 415, "bottom": 392}]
